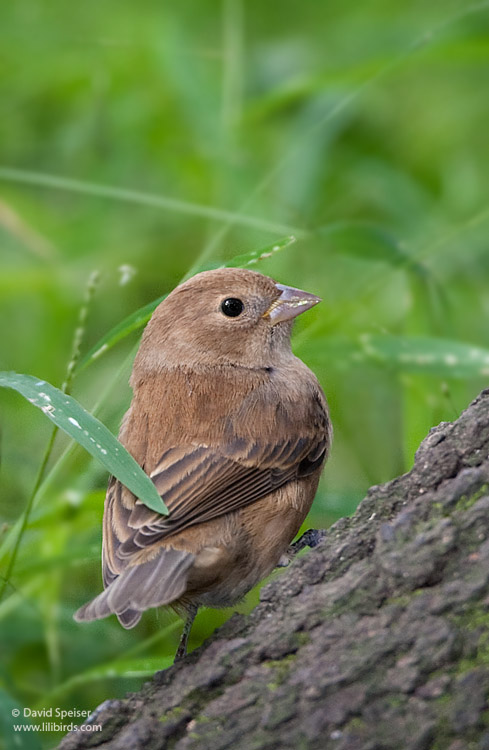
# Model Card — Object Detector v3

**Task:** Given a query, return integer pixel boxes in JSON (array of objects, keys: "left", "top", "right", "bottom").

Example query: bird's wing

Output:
[
  {"left": 103, "top": 387, "right": 330, "bottom": 579},
  {"left": 102, "top": 477, "right": 134, "bottom": 585}
]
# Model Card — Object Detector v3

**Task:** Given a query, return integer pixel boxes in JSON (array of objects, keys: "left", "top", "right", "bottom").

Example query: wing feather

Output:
[{"left": 103, "top": 382, "right": 330, "bottom": 580}]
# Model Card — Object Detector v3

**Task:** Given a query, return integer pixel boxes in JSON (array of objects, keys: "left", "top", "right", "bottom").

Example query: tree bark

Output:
[{"left": 59, "top": 389, "right": 489, "bottom": 750}]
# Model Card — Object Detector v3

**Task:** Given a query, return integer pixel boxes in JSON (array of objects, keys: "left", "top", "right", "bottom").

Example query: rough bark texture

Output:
[{"left": 60, "top": 390, "right": 489, "bottom": 750}]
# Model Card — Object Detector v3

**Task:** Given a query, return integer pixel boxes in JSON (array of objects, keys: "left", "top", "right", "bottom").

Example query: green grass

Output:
[{"left": 1, "top": 0, "right": 489, "bottom": 747}]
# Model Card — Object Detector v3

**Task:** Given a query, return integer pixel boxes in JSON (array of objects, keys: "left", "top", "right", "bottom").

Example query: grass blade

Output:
[
  {"left": 0, "top": 373, "right": 167, "bottom": 514},
  {"left": 0, "top": 166, "right": 300, "bottom": 236},
  {"left": 360, "top": 335, "right": 489, "bottom": 378},
  {"left": 303, "top": 335, "right": 489, "bottom": 379},
  {"left": 197, "top": 234, "right": 296, "bottom": 271}
]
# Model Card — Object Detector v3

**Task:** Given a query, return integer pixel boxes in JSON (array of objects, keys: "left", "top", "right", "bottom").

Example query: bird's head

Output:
[{"left": 133, "top": 268, "right": 321, "bottom": 374}]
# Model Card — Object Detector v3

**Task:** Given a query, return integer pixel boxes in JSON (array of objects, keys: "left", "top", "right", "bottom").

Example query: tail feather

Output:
[
  {"left": 74, "top": 547, "right": 195, "bottom": 629},
  {"left": 117, "top": 609, "right": 141, "bottom": 628}
]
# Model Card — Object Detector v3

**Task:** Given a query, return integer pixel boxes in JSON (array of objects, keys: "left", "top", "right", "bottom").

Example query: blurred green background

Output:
[{"left": 1, "top": 0, "right": 489, "bottom": 747}]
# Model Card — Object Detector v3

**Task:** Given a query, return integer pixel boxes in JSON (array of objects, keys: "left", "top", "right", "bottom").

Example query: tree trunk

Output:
[{"left": 59, "top": 389, "right": 489, "bottom": 750}]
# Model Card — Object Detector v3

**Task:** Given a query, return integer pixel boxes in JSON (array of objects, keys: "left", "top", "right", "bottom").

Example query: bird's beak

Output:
[{"left": 263, "top": 283, "right": 321, "bottom": 325}]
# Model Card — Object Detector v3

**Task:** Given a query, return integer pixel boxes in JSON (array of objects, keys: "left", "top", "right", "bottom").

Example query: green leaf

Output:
[
  {"left": 77, "top": 235, "right": 296, "bottom": 371},
  {"left": 0, "top": 373, "right": 167, "bottom": 515},
  {"left": 0, "top": 689, "right": 42, "bottom": 750},
  {"left": 303, "top": 335, "right": 489, "bottom": 379},
  {"left": 225, "top": 234, "right": 296, "bottom": 267},
  {"left": 360, "top": 335, "right": 489, "bottom": 378},
  {"left": 198, "top": 234, "right": 296, "bottom": 271}
]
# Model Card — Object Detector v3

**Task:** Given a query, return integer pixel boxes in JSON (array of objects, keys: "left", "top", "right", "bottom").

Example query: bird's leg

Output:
[
  {"left": 276, "top": 528, "right": 326, "bottom": 568},
  {"left": 174, "top": 604, "right": 198, "bottom": 662}
]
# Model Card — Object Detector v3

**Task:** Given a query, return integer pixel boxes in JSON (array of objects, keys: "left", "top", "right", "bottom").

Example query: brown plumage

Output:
[{"left": 74, "top": 268, "right": 332, "bottom": 659}]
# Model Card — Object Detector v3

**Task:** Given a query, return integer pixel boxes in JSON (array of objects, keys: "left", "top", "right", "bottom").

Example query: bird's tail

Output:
[{"left": 73, "top": 547, "right": 195, "bottom": 629}]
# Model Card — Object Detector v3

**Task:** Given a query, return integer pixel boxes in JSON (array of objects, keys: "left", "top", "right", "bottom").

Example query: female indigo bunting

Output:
[{"left": 75, "top": 268, "right": 331, "bottom": 659}]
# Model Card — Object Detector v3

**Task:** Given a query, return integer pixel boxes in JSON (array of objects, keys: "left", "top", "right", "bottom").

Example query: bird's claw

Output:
[
  {"left": 276, "top": 553, "right": 291, "bottom": 568},
  {"left": 276, "top": 528, "right": 326, "bottom": 569},
  {"left": 290, "top": 528, "right": 326, "bottom": 555}
]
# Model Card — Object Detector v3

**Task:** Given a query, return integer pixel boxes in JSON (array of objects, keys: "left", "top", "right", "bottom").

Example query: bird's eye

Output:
[{"left": 220, "top": 297, "right": 244, "bottom": 317}]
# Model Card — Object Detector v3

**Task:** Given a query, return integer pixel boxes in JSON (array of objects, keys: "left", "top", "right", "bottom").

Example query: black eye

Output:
[{"left": 220, "top": 298, "right": 244, "bottom": 317}]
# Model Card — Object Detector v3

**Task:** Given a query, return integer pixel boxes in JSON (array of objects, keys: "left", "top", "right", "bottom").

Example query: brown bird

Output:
[{"left": 74, "top": 268, "right": 331, "bottom": 659}]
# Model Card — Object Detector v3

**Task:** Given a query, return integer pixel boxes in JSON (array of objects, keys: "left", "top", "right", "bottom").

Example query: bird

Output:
[{"left": 74, "top": 267, "right": 332, "bottom": 660}]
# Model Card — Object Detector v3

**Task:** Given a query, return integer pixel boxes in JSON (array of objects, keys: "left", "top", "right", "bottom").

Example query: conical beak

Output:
[{"left": 264, "top": 283, "right": 321, "bottom": 325}]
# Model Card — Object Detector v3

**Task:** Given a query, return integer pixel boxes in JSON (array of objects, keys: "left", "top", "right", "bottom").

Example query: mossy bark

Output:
[{"left": 59, "top": 389, "right": 489, "bottom": 750}]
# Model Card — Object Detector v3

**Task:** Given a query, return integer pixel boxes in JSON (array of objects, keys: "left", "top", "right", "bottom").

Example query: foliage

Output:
[
  {"left": 0, "top": 373, "right": 167, "bottom": 515},
  {"left": 1, "top": 1, "right": 489, "bottom": 747}
]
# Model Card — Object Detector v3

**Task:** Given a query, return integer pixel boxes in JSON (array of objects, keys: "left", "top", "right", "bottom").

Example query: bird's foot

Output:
[
  {"left": 276, "top": 528, "right": 326, "bottom": 569},
  {"left": 291, "top": 528, "right": 326, "bottom": 553}
]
